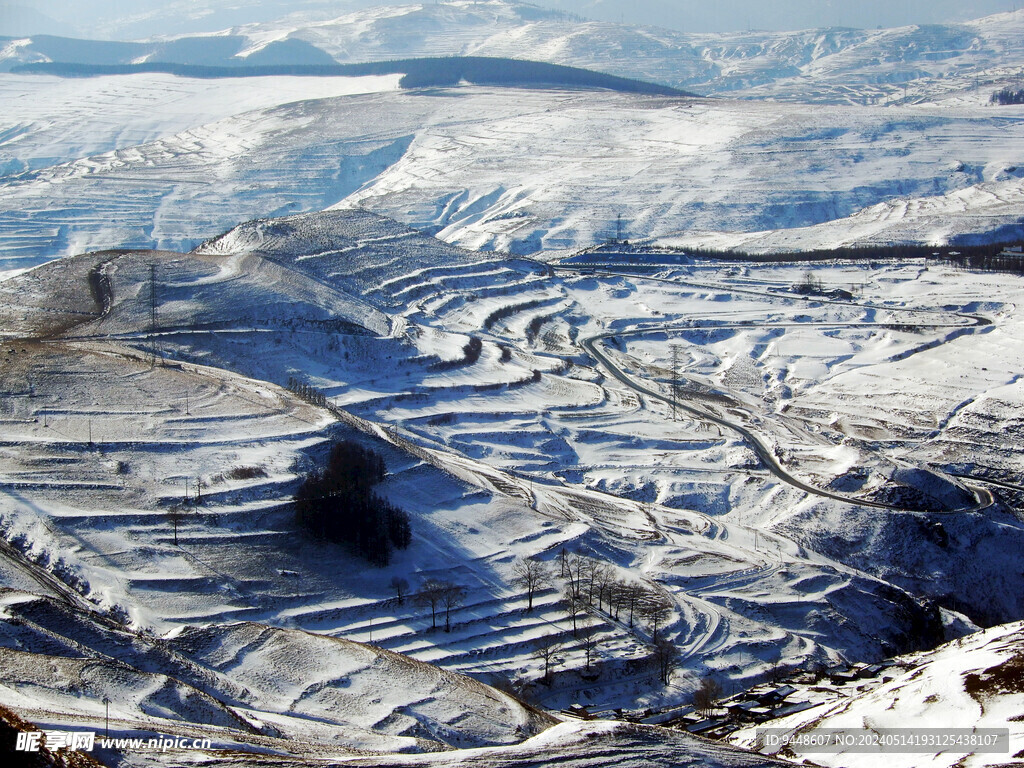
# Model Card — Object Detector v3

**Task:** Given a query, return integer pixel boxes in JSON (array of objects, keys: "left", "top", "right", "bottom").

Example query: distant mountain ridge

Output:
[
  {"left": 5, "top": 1, "right": 1024, "bottom": 103},
  {"left": 199, "top": 0, "right": 1024, "bottom": 104},
  {"left": 10, "top": 56, "right": 693, "bottom": 97}
]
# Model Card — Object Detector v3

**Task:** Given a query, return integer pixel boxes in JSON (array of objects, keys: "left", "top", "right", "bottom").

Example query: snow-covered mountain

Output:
[
  {"left": 227, "top": 1, "right": 1024, "bottom": 103},
  {"left": 2, "top": 2, "right": 1024, "bottom": 267},
  {"left": 122, "top": 1, "right": 1024, "bottom": 103},
  {"left": 2, "top": 78, "right": 1022, "bottom": 268},
  {"left": 7, "top": 0, "right": 1024, "bottom": 104}
]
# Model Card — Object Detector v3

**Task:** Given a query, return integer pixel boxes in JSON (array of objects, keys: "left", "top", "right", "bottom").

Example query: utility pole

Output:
[
  {"left": 670, "top": 344, "right": 681, "bottom": 421},
  {"left": 150, "top": 263, "right": 160, "bottom": 364}
]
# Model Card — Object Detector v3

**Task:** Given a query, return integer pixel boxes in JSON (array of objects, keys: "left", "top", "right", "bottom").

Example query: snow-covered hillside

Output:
[
  {"left": 2, "top": 81, "right": 1023, "bottom": 269},
  {"left": 3, "top": 207, "right": 1024, "bottom": 763},
  {"left": 730, "top": 621, "right": 1024, "bottom": 767},
  {"left": 169, "top": 1, "right": 1024, "bottom": 103},
  {"left": 0, "top": 588, "right": 555, "bottom": 758},
  {"left": 2, "top": 2, "right": 1024, "bottom": 267}
]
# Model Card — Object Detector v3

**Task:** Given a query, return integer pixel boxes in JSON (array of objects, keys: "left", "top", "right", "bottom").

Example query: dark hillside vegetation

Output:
[
  {"left": 566, "top": 239, "right": 1024, "bottom": 274},
  {"left": 295, "top": 440, "right": 411, "bottom": 567},
  {"left": 13, "top": 56, "right": 693, "bottom": 96},
  {"left": 991, "top": 87, "right": 1024, "bottom": 105}
]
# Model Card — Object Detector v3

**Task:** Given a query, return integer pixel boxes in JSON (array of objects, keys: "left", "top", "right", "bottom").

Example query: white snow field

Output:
[{"left": 2, "top": 207, "right": 1024, "bottom": 764}]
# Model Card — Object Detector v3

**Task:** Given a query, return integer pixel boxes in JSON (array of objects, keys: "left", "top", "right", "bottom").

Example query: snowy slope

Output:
[
  {"left": 3, "top": 207, "right": 1024, "bottom": 762},
  {"left": 0, "top": 71, "right": 402, "bottom": 175},
  {"left": 2, "top": 81, "right": 1023, "bottom": 268},
  {"left": 731, "top": 621, "right": 1024, "bottom": 768},
  {"left": 0, "top": 589, "right": 555, "bottom": 756}
]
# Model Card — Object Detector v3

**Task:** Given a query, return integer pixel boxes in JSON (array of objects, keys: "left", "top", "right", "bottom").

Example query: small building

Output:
[
  {"left": 726, "top": 700, "right": 773, "bottom": 722},
  {"left": 771, "top": 701, "right": 820, "bottom": 719},
  {"left": 563, "top": 705, "right": 595, "bottom": 720},
  {"left": 857, "top": 664, "right": 885, "bottom": 679},
  {"left": 757, "top": 684, "right": 797, "bottom": 706},
  {"left": 686, "top": 718, "right": 728, "bottom": 735}
]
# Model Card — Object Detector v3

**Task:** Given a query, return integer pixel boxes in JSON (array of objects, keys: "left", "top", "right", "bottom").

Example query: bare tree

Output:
[
  {"left": 580, "top": 622, "right": 600, "bottom": 673},
  {"left": 591, "top": 563, "right": 613, "bottom": 612},
  {"left": 580, "top": 559, "right": 603, "bottom": 605},
  {"left": 415, "top": 579, "right": 446, "bottom": 630},
  {"left": 796, "top": 269, "right": 823, "bottom": 295},
  {"left": 652, "top": 637, "right": 678, "bottom": 684},
  {"left": 440, "top": 582, "right": 467, "bottom": 632},
  {"left": 563, "top": 583, "right": 584, "bottom": 637},
  {"left": 564, "top": 553, "right": 586, "bottom": 600},
  {"left": 692, "top": 675, "right": 723, "bottom": 717},
  {"left": 533, "top": 637, "right": 562, "bottom": 683},
  {"left": 511, "top": 557, "right": 550, "bottom": 613},
  {"left": 618, "top": 582, "right": 645, "bottom": 626},
  {"left": 389, "top": 576, "right": 409, "bottom": 605},
  {"left": 638, "top": 594, "right": 672, "bottom": 641},
  {"left": 607, "top": 579, "right": 624, "bottom": 621}
]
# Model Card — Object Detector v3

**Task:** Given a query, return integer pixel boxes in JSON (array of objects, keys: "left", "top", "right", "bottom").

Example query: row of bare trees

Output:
[
  {"left": 557, "top": 551, "right": 674, "bottom": 641},
  {"left": 512, "top": 552, "right": 675, "bottom": 640},
  {"left": 413, "top": 579, "right": 466, "bottom": 632},
  {"left": 515, "top": 551, "right": 680, "bottom": 685}
]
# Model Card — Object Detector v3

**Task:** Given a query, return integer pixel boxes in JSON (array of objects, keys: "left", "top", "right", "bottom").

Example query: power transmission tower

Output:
[{"left": 670, "top": 344, "right": 682, "bottom": 421}]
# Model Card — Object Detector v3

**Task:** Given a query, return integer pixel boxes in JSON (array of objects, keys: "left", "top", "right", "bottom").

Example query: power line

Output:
[{"left": 149, "top": 263, "right": 161, "bottom": 364}]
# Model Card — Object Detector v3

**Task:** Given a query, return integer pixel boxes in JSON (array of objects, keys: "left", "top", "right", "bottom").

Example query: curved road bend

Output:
[
  {"left": 581, "top": 332, "right": 895, "bottom": 509},
  {"left": 565, "top": 264, "right": 992, "bottom": 510}
]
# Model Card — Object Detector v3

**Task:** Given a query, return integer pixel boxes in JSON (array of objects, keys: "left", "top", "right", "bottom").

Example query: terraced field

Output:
[{"left": 4, "top": 211, "right": 1022, "bottom": 732}]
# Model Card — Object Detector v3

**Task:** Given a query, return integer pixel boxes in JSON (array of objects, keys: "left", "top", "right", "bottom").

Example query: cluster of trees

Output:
[
  {"left": 294, "top": 441, "right": 411, "bottom": 566},
  {"left": 413, "top": 579, "right": 466, "bottom": 632},
  {"left": 692, "top": 676, "right": 724, "bottom": 716},
  {"left": 557, "top": 551, "right": 674, "bottom": 640},
  {"left": 512, "top": 552, "right": 674, "bottom": 638},
  {"left": 991, "top": 87, "right": 1024, "bottom": 105},
  {"left": 945, "top": 249, "right": 1024, "bottom": 275},
  {"left": 483, "top": 299, "right": 546, "bottom": 330},
  {"left": 287, "top": 377, "right": 331, "bottom": 408},
  {"left": 431, "top": 336, "right": 483, "bottom": 370},
  {"left": 793, "top": 270, "right": 824, "bottom": 295},
  {"left": 516, "top": 551, "right": 679, "bottom": 684},
  {"left": 579, "top": 241, "right": 1024, "bottom": 268}
]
